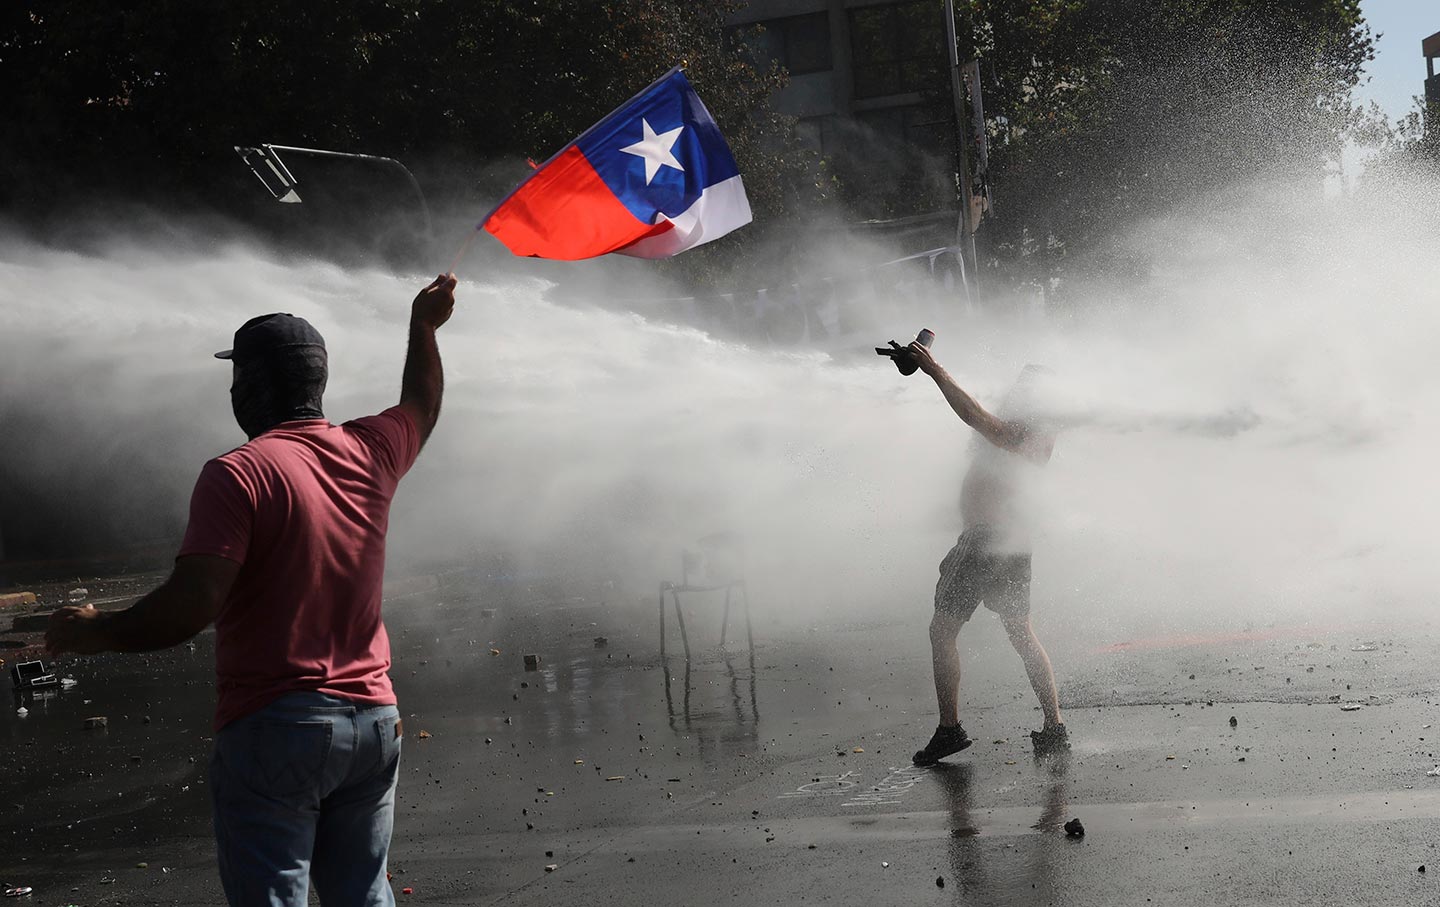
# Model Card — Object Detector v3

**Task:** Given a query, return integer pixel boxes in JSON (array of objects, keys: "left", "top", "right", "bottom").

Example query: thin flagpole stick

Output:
[{"left": 447, "top": 228, "right": 481, "bottom": 275}]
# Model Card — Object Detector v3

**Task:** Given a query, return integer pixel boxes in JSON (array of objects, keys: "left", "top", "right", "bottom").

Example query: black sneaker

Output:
[
  {"left": 1030, "top": 724, "right": 1070, "bottom": 754},
  {"left": 913, "top": 724, "right": 972, "bottom": 765}
]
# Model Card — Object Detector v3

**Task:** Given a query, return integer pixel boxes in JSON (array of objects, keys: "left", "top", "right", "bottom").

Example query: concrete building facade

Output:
[{"left": 728, "top": 0, "right": 958, "bottom": 218}]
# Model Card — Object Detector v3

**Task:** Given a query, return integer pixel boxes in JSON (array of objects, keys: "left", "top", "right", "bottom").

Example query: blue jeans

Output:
[{"left": 210, "top": 692, "right": 402, "bottom": 907}]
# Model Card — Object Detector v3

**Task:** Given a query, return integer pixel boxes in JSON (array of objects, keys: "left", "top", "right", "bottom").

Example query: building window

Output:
[
  {"left": 849, "top": 1, "right": 944, "bottom": 99},
  {"left": 742, "top": 12, "right": 833, "bottom": 76},
  {"left": 856, "top": 104, "right": 953, "bottom": 155}
]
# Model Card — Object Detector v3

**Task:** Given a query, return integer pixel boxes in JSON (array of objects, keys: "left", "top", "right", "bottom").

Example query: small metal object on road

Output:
[{"left": 544, "top": 864, "right": 558, "bottom": 873}]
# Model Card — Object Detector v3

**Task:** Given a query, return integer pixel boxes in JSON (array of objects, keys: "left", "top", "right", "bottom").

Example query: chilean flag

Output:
[{"left": 480, "top": 68, "right": 752, "bottom": 260}]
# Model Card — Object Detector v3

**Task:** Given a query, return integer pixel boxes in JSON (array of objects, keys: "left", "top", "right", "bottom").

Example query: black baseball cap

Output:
[{"left": 215, "top": 313, "right": 326, "bottom": 362}]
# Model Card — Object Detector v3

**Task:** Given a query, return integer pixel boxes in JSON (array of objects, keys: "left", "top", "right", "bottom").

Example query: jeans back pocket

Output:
[{"left": 234, "top": 718, "right": 335, "bottom": 799}]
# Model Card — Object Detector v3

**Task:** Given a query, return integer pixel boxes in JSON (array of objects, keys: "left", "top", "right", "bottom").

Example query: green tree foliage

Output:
[
  {"left": 947, "top": 0, "right": 1374, "bottom": 297},
  {"left": 1, "top": 1, "right": 1374, "bottom": 290},
  {"left": 0, "top": 1, "right": 819, "bottom": 239}
]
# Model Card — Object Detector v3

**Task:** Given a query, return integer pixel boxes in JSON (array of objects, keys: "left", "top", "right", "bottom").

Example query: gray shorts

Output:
[{"left": 934, "top": 525, "right": 1031, "bottom": 621}]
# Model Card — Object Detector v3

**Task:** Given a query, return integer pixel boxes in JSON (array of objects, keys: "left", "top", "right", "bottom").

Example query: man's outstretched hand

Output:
[
  {"left": 907, "top": 340, "right": 943, "bottom": 377},
  {"left": 46, "top": 604, "right": 107, "bottom": 656},
  {"left": 413, "top": 273, "right": 457, "bottom": 331}
]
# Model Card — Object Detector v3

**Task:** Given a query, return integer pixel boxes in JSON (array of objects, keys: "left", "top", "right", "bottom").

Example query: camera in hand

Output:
[{"left": 876, "top": 328, "right": 935, "bottom": 376}]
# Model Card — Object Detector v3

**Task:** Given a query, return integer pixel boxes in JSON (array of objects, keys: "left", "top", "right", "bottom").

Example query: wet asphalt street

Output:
[{"left": 3, "top": 571, "right": 1439, "bottom": 906}]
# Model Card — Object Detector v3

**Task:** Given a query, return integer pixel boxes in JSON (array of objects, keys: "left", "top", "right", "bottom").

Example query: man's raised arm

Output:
[
  {"left": 907, "top": 341, "right": 1027, "bottom": 453},
  {"left": 399, "top": 273, "right": 457, "bottom": 445}
]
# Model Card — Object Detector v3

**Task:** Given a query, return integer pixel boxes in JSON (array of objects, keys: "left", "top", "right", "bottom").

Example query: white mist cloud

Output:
[{"left": 2, "top": 176, "right": 1438, "bottom": 647}]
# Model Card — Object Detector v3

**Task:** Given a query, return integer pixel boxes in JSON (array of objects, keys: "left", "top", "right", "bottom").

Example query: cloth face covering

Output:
[{"left": 230, "top": 349, "right": 328, "bottom": 439}]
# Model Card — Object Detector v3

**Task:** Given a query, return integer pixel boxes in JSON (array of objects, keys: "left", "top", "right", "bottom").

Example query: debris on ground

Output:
[
  {"left": 523, "top": 654, "right": 542, "bottom": 670},
  {"left": 4, "top": 886, "right": 34, "bottom": 897},
  {"left": 84, "top": 717, "right": 108, "bottom": 729},
  {"left": 401, "top": 886, "right": 413, "bottom": 894},
  {"left": 1064, "top": 818, "right": 1085, "bottom": 837},
  {"left": 1340, "top": 705, "right": 1362, "bottom": 712},
  {"left": 1229, "top": 716, "right": 1238, "bottom": 727},
  {"left": 593, "top": 637, "right": 608, "bottom": 648},
  {"left": 880, "top": 861, "right": 890, "bottom": 869},
  {"left": 418, "top": 730, "right": 433, "bottom": 739},
  {"left": 68, "top": 588, "right": 88, "bottom": 602},
  {"left": 11, "top": 660, "right": 59, "bottom": 690},
  {"left": 1351, "top": 643, "right": 1378, "bottom": 652},
  {"left": 481, "top": 609, "right": 496, "bottom": 619},
  {"left": 490, "top": 649, "right": 501, "bottom": 656},
  {"left": 15, "top": 707, "right": 27, "bottom": 718},
  {"left": 936, "top": 876, "right": 945, "bottom": 888},
  {"left": 1425, "top": 767, "right": 1440, "bottom": 777},
  {"left": 544, "top": 864, "right": 558, "bottom": 873}
]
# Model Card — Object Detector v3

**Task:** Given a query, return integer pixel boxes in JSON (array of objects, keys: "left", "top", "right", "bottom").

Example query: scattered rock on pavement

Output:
[{"left": 1064, "top": 818, "right": 1085, "bottom": 837}]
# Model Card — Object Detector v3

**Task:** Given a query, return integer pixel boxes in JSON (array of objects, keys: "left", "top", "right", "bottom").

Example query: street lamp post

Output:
[
  {"left": 943, "top": 0, "right": 981, "bottom": 304},
  {"left": 234, "top": 143, "right": 433, "bottom": 241}
]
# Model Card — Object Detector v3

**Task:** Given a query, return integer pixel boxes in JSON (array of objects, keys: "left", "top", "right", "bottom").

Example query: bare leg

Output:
[
  {"left": 1003, "top": 615, "right": 1063, "bottom": 729},
  {"left": 929, "top": 612, "right": 965, "bottom": 727}
]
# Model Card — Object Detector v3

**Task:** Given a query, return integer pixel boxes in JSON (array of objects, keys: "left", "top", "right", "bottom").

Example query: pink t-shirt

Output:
[{"left": 179, "top": 406, "right": 421, "bottom": 729}]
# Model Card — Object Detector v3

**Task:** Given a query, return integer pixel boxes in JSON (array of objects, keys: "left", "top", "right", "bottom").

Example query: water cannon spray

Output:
[{"left": 875, "top": 328, "right": 935, "bottom": 376}]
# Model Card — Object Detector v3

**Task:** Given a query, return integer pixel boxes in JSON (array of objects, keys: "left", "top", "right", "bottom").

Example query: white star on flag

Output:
[{"left": 620, "top": 118, "right": 685, "bottom": 185}]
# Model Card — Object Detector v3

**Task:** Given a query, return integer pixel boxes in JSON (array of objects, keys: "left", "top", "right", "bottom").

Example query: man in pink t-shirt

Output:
[{"left": 47, "top": 273, "right": 457, "bottom": 907}]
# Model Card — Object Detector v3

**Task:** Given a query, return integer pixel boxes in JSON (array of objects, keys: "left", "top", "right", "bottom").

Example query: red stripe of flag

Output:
[{"left": 483, "top": 147, "right": 672, "bottom": 260}]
